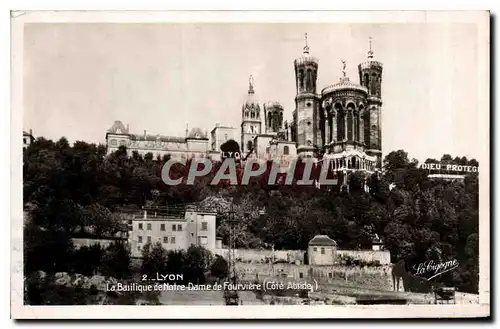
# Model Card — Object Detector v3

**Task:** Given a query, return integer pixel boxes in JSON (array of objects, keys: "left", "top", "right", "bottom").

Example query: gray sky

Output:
[{"left": 23, "top": 22, "right": 480, "bottom": 162}]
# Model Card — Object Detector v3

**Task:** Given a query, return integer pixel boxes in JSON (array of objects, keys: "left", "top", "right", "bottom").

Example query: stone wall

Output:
[
  {"left": 214, "top": 248, "right": 306, "bottom": 264},
  {"left": 72, "top": 238, "right": 126, "bottom": 250},
  {"left": 336, "top": 249, "right": 391, "bottom": 265},
  {"left": 234, "top": 262, "right": 394, "bottom": 291},
  {"left": 215, "top": 248, "right": 390, "bottom": 266}
]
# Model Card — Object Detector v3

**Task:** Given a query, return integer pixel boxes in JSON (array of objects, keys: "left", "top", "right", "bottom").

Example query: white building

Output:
[
  {"left": 210, "top": 124, "right": 238, "bottom": 152},
  {"left": 23, "top": 129, "right": 34, "bottom": 149},
  {"left": 126, "top": 208, "right": 217, "bottom": 258},
  {"left": 307, "top": 235, "right": 338, "bottom": 266}
]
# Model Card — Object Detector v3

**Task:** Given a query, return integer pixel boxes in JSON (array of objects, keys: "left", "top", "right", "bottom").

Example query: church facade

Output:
[
  {"left": 105, "top": 35, "right": 383, "bottom": 179},
  {"left": 239, "top": 35, "right": 383, "bottom": 176}
]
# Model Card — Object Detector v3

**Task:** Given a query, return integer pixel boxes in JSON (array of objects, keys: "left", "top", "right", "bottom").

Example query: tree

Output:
[
  {"left": 210, "top": 255, "right": 229, "bottom": 280},
  {"left": 348, "top": 171, "right": 365, "bottom": 193},
  {"left": 220, "top": 139, "right": 241, "bottom": 158},
  {"left": 100, "top": 241, "right": 131, "bottom": 279},
  {"left": 383, "top": 150, "right": 410, "bottom": 171},
  {"left": 23, "top": 136, "right": 480, "bottom": 293},
  {"left": 183, "top": 245, "right": 213, "bottom": 284},
  {"left": 72, "top": 244, "right": 103, "bottom": 276},
  {"left": 185, "top": 245, "right": 213, "bottom": 270},
  {"left": 141, "top": 242, "right": 167, "bottom": 276},
  {"left": 24, "top": 218, "right": 75, "bottom": 274},
  {"left": 83, "top": 204, "right": 121, "bottom": 237}
]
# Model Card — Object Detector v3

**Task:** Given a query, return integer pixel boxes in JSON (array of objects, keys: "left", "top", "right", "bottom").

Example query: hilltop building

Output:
[
  {"left": 210, "top": 124, "right": 239, "bottom": 158},
  {"left": 105, "top": 34, "right": 384, "bottom": 183},
  {"left": 23, "top": 129, "right": 34, "bottom": 149},
  {"left": 106, "top": 121, "right": 211, "bottom": 160},
  {"left": 237, "top": 35, "right": 382, "bottom": 174}
]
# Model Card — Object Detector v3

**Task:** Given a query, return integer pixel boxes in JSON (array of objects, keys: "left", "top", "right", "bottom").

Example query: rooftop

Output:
[
  {"left": 321, "top": 76, "right": 368, "bottom": 95},
  {"left": 129, "top": 134, "right": 186, "bottom": 143},
  {"left": 309, "top": 235, "right": 337, "bottom": 246}
]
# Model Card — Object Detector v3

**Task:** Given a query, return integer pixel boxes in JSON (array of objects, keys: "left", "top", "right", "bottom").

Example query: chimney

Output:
[
  {"left": 29, "top": 129, "right": 33, "bottom": 136},
  {"left": 126, "top": 124, "right": 129, "bottom": 132},
  {"left": 143, "top": 130, "right": 147, "bottom": 140}
]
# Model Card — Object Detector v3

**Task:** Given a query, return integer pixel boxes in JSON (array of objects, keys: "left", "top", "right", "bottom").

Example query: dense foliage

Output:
[
  {"left": 23, "top": 137, "right": 480, "bottom": 293},
  {"left": 141, "top": 243, "right": 214, "bottom": 284}
]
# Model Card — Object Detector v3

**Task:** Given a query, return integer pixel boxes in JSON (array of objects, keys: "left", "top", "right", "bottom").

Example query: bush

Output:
[
  {"left": 141, "top": 242, "right": 167, "bottom": 276},
  {"left": 210, "top": 256, "right": 229, "bottom": 280},
  {"left": 100, "top": 241, "right": 131, "bottom": 279}
]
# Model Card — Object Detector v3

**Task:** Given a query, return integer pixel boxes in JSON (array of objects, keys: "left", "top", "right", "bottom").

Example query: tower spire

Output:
[
  {"left": 303, "top": 32, "right": 310, "bottom": 54},
  {"left": 248, "top": 74, "right": 254, "bottom": 94},
  {"left": 368, "top": 36, "right": 374, "bottom": 59}
]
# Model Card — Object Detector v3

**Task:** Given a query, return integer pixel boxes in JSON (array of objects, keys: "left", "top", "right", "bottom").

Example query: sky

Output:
[{"left": 23, "top": 22, "right": 481, "bottom": 162}]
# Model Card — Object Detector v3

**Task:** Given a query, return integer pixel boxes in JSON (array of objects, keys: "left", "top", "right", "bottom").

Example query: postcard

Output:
[{"left": 11, "top": 10, "right": 490, "bottom": 319}]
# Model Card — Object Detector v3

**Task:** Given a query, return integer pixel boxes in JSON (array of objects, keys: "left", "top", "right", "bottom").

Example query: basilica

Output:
[
  {"left": 238, "top": 35, "right": 383, "bottom": 176},
  {"left": 105, "top": 34, "right": 383, "bottom": 179}
]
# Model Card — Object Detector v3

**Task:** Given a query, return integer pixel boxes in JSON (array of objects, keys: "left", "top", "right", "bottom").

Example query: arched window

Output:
[
  {"left": 364, "top": 112, "right": 370, "bottom": 145},
  {"left": 346, "top": 103, "right": 355, "bottom": 141},
  {"left": 299, "top": 69, "right": 304, "bottom": 89},
  {"left": 268, "top": 112, "right": 272, "bottom": 128},
  {"left": 371, "top": 72, "right": 377, "bottom": 94},
  {"left": 335, "top": 103, "right": 344, "bottom": 140},
  {"left": 247, "top": 140, "right": 253, "bottom": 151},
  {"left": 245, "top": 111, "right": 249, "bottom": 118},
  {"left": 357, "top": 105, "right": 364, "bottom": 142},
  {"left": 306, "top": 69, "right": 313, "bottom": 90},
  {"left": 364, "top": 73, "right": 369, "bottom": 88},
  {"left": 283, "top": 146, "right": 289, "bottom": 155},
  {"left": 251, "top": 111, "right": 255, "bottom": 119}
]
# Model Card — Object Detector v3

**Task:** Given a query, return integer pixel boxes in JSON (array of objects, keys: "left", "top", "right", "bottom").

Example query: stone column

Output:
[
  {"left": 352, "top": 111, "right": 357, "bottom": 142},
  {"left": 331, "top": 110, "right": 337, "bottom": 142},
  {"left": 343, "top": 109, "right": 348, "bottom": 141},
  {"left": 324, "top": 110, "right": 330, "bottom": 145},
  {"left": 359, "top": 110, "right": 365, "bottom": 144},
  {"left": 347, "top": 110, "right": 351, "bottom": 141}
]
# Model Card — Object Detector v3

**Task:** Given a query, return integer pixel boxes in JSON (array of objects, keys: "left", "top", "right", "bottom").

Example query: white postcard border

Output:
[{"left": 10, "top": 10, "right": 490, "bottom": 319}]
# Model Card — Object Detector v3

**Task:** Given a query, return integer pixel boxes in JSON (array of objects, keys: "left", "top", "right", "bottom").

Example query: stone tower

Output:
[
  {"left": 294, "top": 33, "right": 321, "bottom": 157},
  {"left": 241, "top": 75, "right": 262, "bottom": 155},
  {"left": 358, "top": 37, "right": 383, "bottom": 167},
  {"left": 264, "top": 101, "right": 284, "bottom": 135}
]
